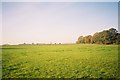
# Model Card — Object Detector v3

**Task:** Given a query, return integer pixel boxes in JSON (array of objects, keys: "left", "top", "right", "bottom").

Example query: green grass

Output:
[{"left": 2, "top": 44, "right": 118, "bottom": 78}]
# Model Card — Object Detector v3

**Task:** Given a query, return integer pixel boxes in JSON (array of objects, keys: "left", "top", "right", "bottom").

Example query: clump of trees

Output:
[{"left": 76, "top": 28, "right": 120, "bottom": 44}]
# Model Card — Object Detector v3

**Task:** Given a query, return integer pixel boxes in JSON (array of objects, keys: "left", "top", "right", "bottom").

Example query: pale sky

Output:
[{"left": 2, "top": 2, "right": 118, "bottom": 45}]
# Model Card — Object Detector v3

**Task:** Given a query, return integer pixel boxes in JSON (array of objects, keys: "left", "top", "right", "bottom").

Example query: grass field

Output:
[{"left": 2, "top": 44, "right": 118, "bottom": 78}]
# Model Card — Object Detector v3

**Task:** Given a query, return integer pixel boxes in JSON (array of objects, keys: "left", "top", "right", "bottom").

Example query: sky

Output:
[
  {"left": 1, "top": 2, "right": 118, "bottom": 45},
  {"left": 1, "top": 0, "right": 120, "bottom": 2}
]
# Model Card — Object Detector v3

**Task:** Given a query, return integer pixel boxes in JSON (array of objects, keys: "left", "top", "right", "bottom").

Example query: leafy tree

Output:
[
  {"left": 92, "top": 32, "right": 100, "bottom": 44},
  {"left": 84, "top": 35, "right": 92, "bottom": 44},
  {"left": 116, "top": 33, "right": 120, "bottom": 44},
  {"left": 76, "top": 36, "right": 84, "bottom": 44},
  {"left": 108, "top": 28, "right": 118, "bottom": 44},
  {"left": 76, "top": 28, "right": 120, "bottom": 45}
]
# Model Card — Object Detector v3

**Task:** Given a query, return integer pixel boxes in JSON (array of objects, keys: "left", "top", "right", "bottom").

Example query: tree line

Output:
[{"left": 76, "top": 28, "right": 120, "bottom": 44}]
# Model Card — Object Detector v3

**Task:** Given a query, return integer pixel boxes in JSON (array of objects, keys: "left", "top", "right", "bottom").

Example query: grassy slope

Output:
[{"left": 2, "top": 44, "right": 118, "bottom": 78}]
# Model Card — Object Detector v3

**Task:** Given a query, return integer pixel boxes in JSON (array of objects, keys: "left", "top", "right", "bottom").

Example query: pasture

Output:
[{"left": 2, "top": 44, "right": 118, "bottom": 78}]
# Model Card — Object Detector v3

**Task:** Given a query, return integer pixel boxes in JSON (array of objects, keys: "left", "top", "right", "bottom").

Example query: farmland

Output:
[{"left": 2, "top": 44, "right": 118, "bottom": 78}]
